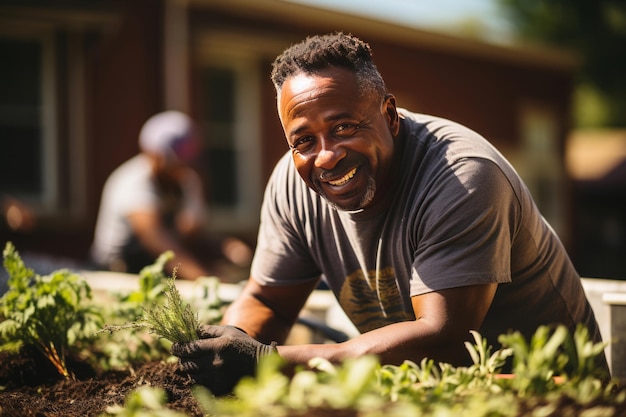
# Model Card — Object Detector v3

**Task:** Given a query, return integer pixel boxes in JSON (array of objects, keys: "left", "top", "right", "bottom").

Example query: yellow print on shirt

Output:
[{"left": 339, "top": 266, "right": 413, "bottom": 333}]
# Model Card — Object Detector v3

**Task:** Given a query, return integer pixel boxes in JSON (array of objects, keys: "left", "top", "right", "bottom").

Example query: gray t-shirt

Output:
[
  {"left": 252, "top": 110, "right": 602, "bottom": 349},
  {"left": 90, "top": 154, "right": 204, "bottom": 271}
]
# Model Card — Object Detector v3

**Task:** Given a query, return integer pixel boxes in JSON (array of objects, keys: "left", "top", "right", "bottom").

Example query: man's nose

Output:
[{"left": 314, "top": 137, "right": 345, "bottom": 169}]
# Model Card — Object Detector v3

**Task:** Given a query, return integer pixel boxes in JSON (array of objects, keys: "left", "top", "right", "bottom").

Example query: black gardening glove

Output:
[{"left": 170, "top": 325, "right": 278, "bottom": 396}]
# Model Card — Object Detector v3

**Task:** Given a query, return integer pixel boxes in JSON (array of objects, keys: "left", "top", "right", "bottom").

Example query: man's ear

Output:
[{"left": 383, "top": 94, "right": 400, "bottom": 136}]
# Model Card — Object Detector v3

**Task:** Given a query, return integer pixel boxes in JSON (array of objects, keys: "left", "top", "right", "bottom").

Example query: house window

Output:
[
  {"left": 0, "top": 38, "right": 42, "bottom": 194},
  {"left": 197, "top": 57, "right": 263, "bottom": 234},
  {"left": 196, "top": 32, "right": 288, "bottom": 234},
  {"left": 201, "top": 67, "right": 238, "bottom": 207},
  {"left": 0, "top": 35, "right": 56, "bottom": 207},
  {"left": 518, "top": 104, "right": 566, "bottom": 239}
]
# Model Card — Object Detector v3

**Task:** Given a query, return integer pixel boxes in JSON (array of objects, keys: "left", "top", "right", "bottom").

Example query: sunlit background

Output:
[{"left": 0, "top": 0, "right": 624, "bottom": 280}]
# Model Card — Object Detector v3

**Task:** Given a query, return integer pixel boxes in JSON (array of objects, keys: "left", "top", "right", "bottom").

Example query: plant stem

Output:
[{"left": 37, "top": 341, "right": 73, "bottom": 380}]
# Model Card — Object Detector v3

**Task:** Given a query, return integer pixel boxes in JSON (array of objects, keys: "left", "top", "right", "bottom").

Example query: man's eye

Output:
[
  {"left": 293, "top": 136, "right": 315, "bottom": 153},
  {"left": 335, "top": 123, "right": 359, "bottom": 135}
]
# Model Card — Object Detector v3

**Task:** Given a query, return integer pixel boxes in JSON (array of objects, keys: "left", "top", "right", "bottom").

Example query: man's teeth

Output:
[{"left": 328, "top": 168, "right": 357, "bottom": 186}]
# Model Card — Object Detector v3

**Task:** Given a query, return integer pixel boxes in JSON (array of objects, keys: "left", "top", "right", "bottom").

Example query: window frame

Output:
[
  {"left": 195, "top": 32, "right": 284, "bottom": 234},
  {"left": 0, "top": 24, "right": 59, "bottom": 214},
  {"left": 517, "top": 102, "right": 567, "bottom": 238}
]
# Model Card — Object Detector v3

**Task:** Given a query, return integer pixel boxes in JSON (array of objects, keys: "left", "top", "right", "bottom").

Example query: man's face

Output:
[{"left": 277, "top": 67, "right": 399, "bottom": 211}]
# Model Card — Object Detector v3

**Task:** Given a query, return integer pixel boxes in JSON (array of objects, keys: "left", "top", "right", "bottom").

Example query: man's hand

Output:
[{"left": 171, "top": 325, "right": 277, "bottom": 396}]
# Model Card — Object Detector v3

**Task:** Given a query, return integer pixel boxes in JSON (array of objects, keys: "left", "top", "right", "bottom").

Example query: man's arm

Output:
[
  {"left": 171, "top": 278, "right": 497, "bottom": 396},
  {"left": 221, "top": 277, "right": 319, "bottom": 345},
  {"left": 227, "top": 279, "right": 498, "bottom": 366},
  {"left": 127, "top": 210, "right": 210, "bottom": 279}
]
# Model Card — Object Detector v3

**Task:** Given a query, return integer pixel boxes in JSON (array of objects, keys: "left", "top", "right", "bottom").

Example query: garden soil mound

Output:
[{"left": 0, "top": 349, "right": 204, "bottom": 417}]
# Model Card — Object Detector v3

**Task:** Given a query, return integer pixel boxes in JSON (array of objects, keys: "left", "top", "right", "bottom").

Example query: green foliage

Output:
[
  {"left": 194, "top": 355, "right": 391, "bottom": 416},
  {"left": 496, "top": 0, "right": 626, "bottom": 127},
  {"left": 93, "top": 252, "right": 223, "bottom": 371},
  {"left": 127, "top": 251, "right": 174, "bottom": 309},
  {"left": 99, "top": 272, "right": 201, "bottom": 344},
  {"left": 376, "top": 335, "right": 513, "bottom": 412},
  {"left": 141, "top": 274, "right": 201, "bottom": 343},
  {"left": 498, "top": 324, "right": 610, "bottom": 396},
  {"left": 194, "top": 352, "right": 521, "bottom": 417},
  {"left": 101, "top": 274, "right": 201, "bottom": 343},
  {"left": 91, "top": 252, "right": 176, "bottom": 370},
  {"left": 567, "top": 324, "right": 610, "bottom": 379},
  {"left": 2, "top": 245, "right": 619, "bottom": 415},
  {"left": 498, "top": 325, "right": 569, "bottom": 396},
  {"left": 465, "top": 329, "right": 514, "bottom": 377},
  {"left": 189, "top": 325, "right": 622, "bottom": 417},
  {"left": 100, "top": 386, "right": 189, "bottom": 417},
  {"left": 0, "top": 242, "right": 103, "bottom": 379}
]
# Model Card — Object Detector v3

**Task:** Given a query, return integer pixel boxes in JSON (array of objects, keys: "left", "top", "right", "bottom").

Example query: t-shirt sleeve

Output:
[
  {"left": 251, "top": 154, "right": 322, "bottom": 286},
  {"left": 114, "top": 173, "right": 159, "bottom": 215},
  {"left": 410, "top": 157, "right": 520, "bottom": 295}
]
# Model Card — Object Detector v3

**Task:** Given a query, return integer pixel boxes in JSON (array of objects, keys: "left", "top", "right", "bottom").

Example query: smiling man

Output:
[
  {"left": 278, "top": 66, "right": 397, "bottom": 211},
  {"left": 171, "top": 32, "right": 608, "bottom": 395}
]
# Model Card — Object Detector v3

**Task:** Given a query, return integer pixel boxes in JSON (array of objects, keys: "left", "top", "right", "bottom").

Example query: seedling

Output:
[
  {"left": 0, "top": 242, "right": 103, "bottom": 379},
  {"left": 100, "top": 271, "right": 201, "bottom": 344}
]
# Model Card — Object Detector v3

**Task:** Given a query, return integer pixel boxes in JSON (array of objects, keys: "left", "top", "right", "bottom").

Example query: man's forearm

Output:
[
  {"left": 222, "top": 292, "right": 294, "bottom": 345},
  {"left": 276, "top": 319, "right": 470, "bottom": 367},
  {"left": 221, "top": 278, "right": 317, "bottom": 345}
]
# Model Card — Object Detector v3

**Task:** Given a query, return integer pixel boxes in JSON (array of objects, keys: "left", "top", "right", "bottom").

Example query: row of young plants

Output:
[
  {"left": 0, "top": 242, "right": 221, "bottom": 378},
  {"left": 1, "top": 241, "right": 625, "bottom": 416},
  {"left": 104, "top": 327, "right": 624, "bottom": 417}
]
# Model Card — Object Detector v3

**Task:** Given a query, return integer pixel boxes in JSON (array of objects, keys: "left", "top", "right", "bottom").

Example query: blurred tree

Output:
[{"left": 497, "top": 0, "right": 626, "bottom": 127}]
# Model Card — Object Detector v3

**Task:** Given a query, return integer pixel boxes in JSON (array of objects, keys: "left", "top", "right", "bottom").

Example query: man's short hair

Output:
[{"left": 271, "top": 32, "right": 386, "bottom": 100}]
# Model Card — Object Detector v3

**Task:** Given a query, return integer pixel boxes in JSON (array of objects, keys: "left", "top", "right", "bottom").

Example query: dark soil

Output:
[
  {"left": 0, "top": 348, "right": 204, "bottom": 417},
  {"left": 0, "top": 348, "right": 356, "bottom": 417}
]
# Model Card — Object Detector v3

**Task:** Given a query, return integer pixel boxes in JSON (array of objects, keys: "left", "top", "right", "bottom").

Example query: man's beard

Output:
[{"left": 320, "top": 176, "right": 376, "bottom": 212}]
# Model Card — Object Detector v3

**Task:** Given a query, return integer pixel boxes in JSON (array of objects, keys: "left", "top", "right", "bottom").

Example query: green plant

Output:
[
  {"left": 100, "top": 386, "right": 189, "bottom": 417},
  {"left": 189, "top": 276, "right": 224, "bottom": 325},
  {"left": 465, "top": 329, "right": 513, "bottom": 377},
  {"left": 93, "top": 252, "right": 223, "bottom": 371},
  {"left": 193, "top": 354, "right": 393, "bottom": 416},
  {"left": 125, "top": 251, "right": 174, "bottom": 310},
  {"left": 92, "top": 252, "right": 176, "bottom": 370},
  {"left": 498, "top": 324, "right": 610, "bottom": 396},
  {"left": 99, "top": 271, "right": 201, "bottom": 344},
  {"left": 189, "top": 325, "right": 622, "bottom": 417},
  {"left": 0, "top": 242, "right": 103, "bottom": 379}
]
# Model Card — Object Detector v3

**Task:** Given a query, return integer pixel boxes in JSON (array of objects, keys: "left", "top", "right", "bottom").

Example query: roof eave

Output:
[{"left": 191, "top": 0, "right": 578, "bottom": 72}]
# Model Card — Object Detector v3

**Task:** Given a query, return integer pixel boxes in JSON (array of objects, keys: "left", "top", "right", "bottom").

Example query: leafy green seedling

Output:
[
  {"left": 114, "top": 326, "right": 617, "bottom": 417},
  {"left": 465, "top": 329, "right": 513, "bottom": 377},
  {"left": 94, "top": 252, "right": 225, "bottom": 371},
  {"left": 101, "top": 386, "right": 189, "bottom": 417},
  {"left": 100, "top": 271, "right": 201, "bottom": 344},
  {"left": 91, "top": 252, "right": 176, "bottom": 371},
  {"left": 498, "top": 324, "right": 610, "bottom": 396},
  {"left": 0, "top": 242, "right": 103, "bottom": 379}
]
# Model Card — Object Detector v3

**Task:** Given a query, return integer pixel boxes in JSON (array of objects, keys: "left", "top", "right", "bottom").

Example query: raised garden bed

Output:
[{"left": 1, "top": 243, "right": 626, "bottom": 417}]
